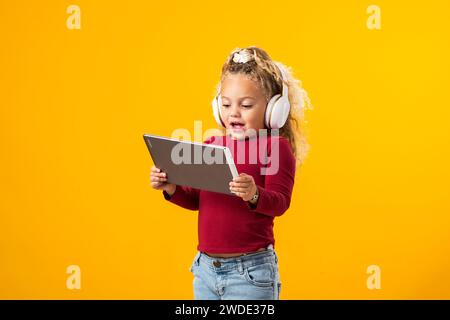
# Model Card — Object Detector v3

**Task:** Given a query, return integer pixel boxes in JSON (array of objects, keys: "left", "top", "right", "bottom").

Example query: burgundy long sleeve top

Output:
[{"left": 162, "top": 133, "right": 296, "bottom": 253}]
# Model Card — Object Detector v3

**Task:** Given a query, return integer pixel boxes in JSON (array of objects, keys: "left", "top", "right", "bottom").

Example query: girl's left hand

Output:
[{"left": 229, "top": 173, "right": 257, "bottom": 202}]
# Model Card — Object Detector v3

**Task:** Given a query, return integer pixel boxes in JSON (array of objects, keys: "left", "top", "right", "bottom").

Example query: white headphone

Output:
[{"left": 211, "top": 62, "right": 291, "bottom": 129}]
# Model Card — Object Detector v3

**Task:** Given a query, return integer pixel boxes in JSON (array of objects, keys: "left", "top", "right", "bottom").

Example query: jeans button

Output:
[{"left": 213, "top": 260, "right": 221, "bottom": 267}]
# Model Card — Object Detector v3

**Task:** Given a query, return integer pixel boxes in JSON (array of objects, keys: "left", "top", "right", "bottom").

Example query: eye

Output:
[
  {"left": 221, "top": 104, "right": 230, "bottom": 108},
  {"left": 242, "top": 105, "right": 253, "bottom": 108}
]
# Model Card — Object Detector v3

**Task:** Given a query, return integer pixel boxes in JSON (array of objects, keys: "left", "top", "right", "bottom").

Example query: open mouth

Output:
[{"left": 229, "top": 121, "right": 245, "bottom": 131}]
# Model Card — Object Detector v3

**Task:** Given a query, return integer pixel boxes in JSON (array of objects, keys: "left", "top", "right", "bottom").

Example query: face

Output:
[{"left": 219, "top": 73, "right": 268, "bottom": 140}]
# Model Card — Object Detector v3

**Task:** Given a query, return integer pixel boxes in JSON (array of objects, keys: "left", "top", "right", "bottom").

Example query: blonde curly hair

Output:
[{"left": 215, "top": 46, "right": 313, "bottom": 166}]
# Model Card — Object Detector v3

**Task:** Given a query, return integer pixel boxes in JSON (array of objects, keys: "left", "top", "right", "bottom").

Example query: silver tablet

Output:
[{"left": 143, "top": 134, "right": 239, "bottom": 196}]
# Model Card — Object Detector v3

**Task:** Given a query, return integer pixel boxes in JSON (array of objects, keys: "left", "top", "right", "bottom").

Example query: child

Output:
[{"left": 150, "top": 46, "right": 311, "bottom": 300}]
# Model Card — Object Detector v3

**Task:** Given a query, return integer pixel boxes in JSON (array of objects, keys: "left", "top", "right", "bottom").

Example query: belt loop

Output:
[
  {"left": 237, "top": 258, "right": 244, "bottom": 275},
  {"left": 267, "top": 244, "right": 277, "bottom": 263},
  {"left": 195, "top": 251, "right": 201, "bottom": 266}
]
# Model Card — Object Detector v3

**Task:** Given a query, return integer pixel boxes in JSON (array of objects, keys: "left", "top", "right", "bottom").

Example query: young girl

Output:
[{"left": 150, "top": 46, "right": 311, "bottom": 300}]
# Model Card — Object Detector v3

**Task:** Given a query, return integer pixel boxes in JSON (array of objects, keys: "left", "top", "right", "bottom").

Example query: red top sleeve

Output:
[
  {"left": 162, "top": 185, "right": 200, "bottom": 211},
  {"left": 245, "top": 136, "right": 297, "bottom": 217}
]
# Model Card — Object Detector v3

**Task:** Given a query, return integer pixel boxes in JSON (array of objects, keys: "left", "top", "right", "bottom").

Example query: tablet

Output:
[{"left": 143, "top": 134, "right": 239, "bottom": 196}]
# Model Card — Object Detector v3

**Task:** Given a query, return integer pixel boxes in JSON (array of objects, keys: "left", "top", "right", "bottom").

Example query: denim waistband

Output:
[{"left": 196, "top": 244, "right": 277, "bottom": 272}]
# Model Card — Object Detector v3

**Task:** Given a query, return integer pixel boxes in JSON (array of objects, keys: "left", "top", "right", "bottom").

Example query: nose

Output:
[{"left": 229, "top": 104, "right": 241, "bottom": 118}]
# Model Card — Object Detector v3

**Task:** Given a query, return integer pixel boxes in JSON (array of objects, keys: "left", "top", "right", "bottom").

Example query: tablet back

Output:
[{"left": 143, "top": 134, "right": 238, "bottom": 196}]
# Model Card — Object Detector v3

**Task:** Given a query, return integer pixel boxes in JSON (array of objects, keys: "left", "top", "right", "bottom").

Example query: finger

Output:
[
  {"left": 230, "top": 186, "right": 250, "bottom": 194},
  {"left": 230, "top": 189, "right": 240, "bottom": 196},
  {"left": 151, "top": 166, "right": 161, "bottom": 173},
  {"left": 152, "top": 172, "right": 167, "bottom": 178},
  {"left": 151, "top": 176, "right": 167, "bottom": 182},
  {"left": 230, "top": 184, "right": 252, "bottom": 190},
  {"left": 229, "top": 181, "right": 251, "bottom": 188},
  {"left": 233, "top": 176, "right": 252, "bottom": 183},
  {"left": 233, "top": 191, "right": 248, "bottom": 198},
  {"left": 151, "top": 169, "right": 166, "bottom": 176}
]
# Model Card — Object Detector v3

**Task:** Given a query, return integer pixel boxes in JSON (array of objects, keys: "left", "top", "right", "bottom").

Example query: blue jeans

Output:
[{"left": 189, "top": 244, "right": 282, "bottom": 300}]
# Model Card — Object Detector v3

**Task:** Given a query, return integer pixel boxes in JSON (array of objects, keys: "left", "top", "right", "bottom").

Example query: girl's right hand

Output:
[{"left": 150, "top": 165, "right": 176, "bottom": 196}]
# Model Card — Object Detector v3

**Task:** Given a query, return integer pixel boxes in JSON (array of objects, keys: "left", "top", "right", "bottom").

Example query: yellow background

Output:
[{"left": 1, "top": 0, "right": 449, "bottom": 299}]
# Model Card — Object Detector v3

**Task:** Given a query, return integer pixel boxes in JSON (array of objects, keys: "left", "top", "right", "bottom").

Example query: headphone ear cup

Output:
[
  {"left": 212, "top": 95, "right": 225, "bottom": 127},
  {"left": 265, "top": 94, "right": 281, "bottom": 128},
  {"left": 266, "top": 95, "right": 291, "bottom": 129},
  {"left": 273, "top": 96, "right": 291, "bottom": 129}
]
